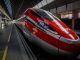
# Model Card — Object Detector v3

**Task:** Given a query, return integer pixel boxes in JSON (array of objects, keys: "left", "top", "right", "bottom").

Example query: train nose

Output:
[
  {"left": 67, "top": 28, "right": 79, "bottom": 40},
  {"left": 60, "top": 33, "right": 80, "bottom": 44},
  {"left": 64, "top": 28, "right": 80, "bottom": 44}
]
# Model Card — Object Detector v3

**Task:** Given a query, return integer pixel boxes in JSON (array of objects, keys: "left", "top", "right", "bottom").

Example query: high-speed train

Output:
[{"left": 21, "top": 8, "right": 80, "bottom": 55}]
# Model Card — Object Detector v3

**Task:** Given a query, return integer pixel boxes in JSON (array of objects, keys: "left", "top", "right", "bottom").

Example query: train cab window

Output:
[
  {"left": 48, "top": 11, "right": 60, "bottom": 20},
  {"left": 31, "top": 10, "right": 41, "bottom": 18},
  {"left": 34, "top": 9, "right": 53, "bottom": 20},
  {"left": 34, "top": 9, "right": 59, "bottom": 21}
]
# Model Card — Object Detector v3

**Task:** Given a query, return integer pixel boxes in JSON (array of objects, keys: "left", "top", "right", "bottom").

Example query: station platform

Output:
[
  {"left": 0, "top": 24, "right": 36, "bottom": 60},
  {"left": 0, "top": 23, "right": 80, "bottom": 60}
]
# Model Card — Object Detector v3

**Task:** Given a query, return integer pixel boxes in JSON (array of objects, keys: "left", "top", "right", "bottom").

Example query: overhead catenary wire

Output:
[{"left": 15, "top": 0, "right": 24, "bottom": 19}]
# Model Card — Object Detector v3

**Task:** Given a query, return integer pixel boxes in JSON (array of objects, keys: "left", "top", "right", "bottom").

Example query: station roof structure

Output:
[
  {"left": 0, "top": 0, "right": 79, "bottom": 19},
  {"left": 0, "top": 0, "right": 42, "bottom": 19}
]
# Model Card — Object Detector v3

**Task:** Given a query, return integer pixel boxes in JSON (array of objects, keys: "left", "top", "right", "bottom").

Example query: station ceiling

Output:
[
  {"left": 0, "top": 0, "right": 79, "bottom": 20},
  {"left": 0, "top": 0, "right": 42, "bottom": 19},
  {"left": 11, "top": 0, "right": 42, "bottom": 19},
  {"left": 42, "top": 0, "right": 80, "bottom": 10}
]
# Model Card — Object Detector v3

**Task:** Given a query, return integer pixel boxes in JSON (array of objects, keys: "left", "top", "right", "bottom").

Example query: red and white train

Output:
[{"left": 20, "top": 8, "right": 80, "bottom": 55}]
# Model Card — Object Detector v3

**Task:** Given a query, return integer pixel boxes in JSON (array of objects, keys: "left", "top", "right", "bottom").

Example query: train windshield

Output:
[{"left": 34, "top": 9, "right": 59, "bottom": 21}]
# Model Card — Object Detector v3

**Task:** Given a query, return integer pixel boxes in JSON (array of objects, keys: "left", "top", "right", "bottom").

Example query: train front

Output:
[
  {"left": 33, "top": 9, "right": 80, "bottom": 53},
  {"left": 25, "top": 8, "right": 80, "bottom": 54}
]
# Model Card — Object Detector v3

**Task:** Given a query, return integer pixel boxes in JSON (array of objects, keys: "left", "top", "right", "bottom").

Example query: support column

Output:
[{"left": 72, "top": 10, "right": 78, "bottom": 30}]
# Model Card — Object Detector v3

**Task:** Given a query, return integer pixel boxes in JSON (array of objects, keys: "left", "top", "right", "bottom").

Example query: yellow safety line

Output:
[
  {"left": 2, "top": 26, "right": 12, "bottom": 60},
  {"left": 8, "top": 30, "right": 12, "bottom": 43},
  {"left": 2, "top": 46, "right": 8, "bottom": 60}
]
